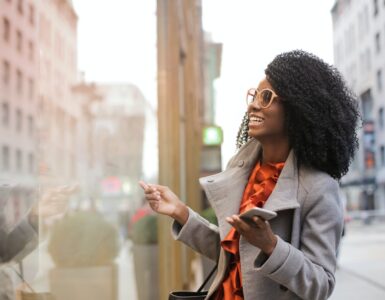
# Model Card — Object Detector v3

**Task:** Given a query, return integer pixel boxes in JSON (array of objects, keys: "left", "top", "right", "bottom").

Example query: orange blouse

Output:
[{"left": 211, "top": 160, "right": 285, "bottom": 300}]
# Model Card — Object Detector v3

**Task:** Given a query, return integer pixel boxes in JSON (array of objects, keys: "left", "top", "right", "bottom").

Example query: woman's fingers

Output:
[
  {"left": 139, "top": 181, "right": 181, "bottom": 217},
  {"left": 139, "top": 181, "right": 164, "bottom": 205},
  {"left": 139, "top": 181, "right": 165, "bottom": 195},
  {"left": 234, "top": 215, "right": 253, "bottom": 231},
  {"left": 226, "top": 215, "right": 267, "bottom": 233},
  {"left": 146, "top": 183, "right": 167, "bottom": 193},
  {"left": 252, "top": 216, "right": 267, "bottom": 228},
  {"left": 138, "top": 181, "right": 150, "bottom": 191},
  {"left": 139, "top": 181, "right": 159, "bottom": 193},
  {"left": 58, "top": 184, "right": 79, "bottom": 195},
  {"left": 148, "top": 200, "right": 159, "bottom": 210},
  {"left": 226, "top": 215, "right": 250, "bottom": 233},
  {"left": 145, "top": 193, "right": 161, "bottom": 201}
]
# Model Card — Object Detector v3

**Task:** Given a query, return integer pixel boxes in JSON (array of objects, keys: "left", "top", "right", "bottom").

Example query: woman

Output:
[{"left": 139, "top": 50, "right": 360, "bottom": 300}]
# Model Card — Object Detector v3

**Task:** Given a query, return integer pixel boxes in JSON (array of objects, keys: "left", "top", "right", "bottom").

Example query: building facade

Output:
[
  {"left": 332, "top": 0, "right": 385, "bottom": 212},
  {"left": 92, "top": 84, "right": 152, "bottom": 216},
  {"left": 1, "top": 0, "right": 39, "bottom": 224},
  {"left": 37, "top": 0, "right": 80, "bottom": 188}
]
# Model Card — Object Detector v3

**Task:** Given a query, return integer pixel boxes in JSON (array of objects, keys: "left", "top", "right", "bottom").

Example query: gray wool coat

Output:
[{"left": 171, "top": 139, "right": 344, "bottom": 300}]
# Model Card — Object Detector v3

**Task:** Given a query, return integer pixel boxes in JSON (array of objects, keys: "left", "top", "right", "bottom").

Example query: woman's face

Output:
[{"left": 247, "top": 77, "right": 286, "bottom": 142}]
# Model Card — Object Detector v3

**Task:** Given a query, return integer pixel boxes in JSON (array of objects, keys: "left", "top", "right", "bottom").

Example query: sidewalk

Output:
[{"left": 330, "top": 220, "right": 385, "bottom": 299}]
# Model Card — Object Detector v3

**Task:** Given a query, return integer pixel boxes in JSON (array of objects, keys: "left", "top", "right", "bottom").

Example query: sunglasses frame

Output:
[{"left": 246, "top": 88, "right": 279, "bottom": 109}]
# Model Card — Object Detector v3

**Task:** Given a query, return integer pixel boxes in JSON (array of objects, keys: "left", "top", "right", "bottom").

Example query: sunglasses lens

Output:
[{"left": 260, "top": 90, "right": 273, "bottom": 107}]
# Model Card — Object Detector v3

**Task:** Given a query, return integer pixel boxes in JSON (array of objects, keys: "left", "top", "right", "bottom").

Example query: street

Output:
[{"left": 331, "top": 219, "right": 385, "bottom": 299}]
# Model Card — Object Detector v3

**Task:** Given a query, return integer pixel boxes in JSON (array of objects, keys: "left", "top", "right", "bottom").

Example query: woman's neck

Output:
[{"left": 260, "top": 137, "right": 290, "bottom": 164}]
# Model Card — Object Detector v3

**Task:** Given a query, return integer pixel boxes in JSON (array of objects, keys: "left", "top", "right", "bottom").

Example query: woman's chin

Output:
[{"left": 248, "top": 128, "right": 265, "bottom": 139}]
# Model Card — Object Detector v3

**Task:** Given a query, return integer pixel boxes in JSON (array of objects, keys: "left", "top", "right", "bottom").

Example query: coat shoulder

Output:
[
  {"left": 225, "top": 139, "right": 260, "bottom": 169},
  {"left": 298, "top": 165, "right": 342, "bottom": 217},
  {"left": 297, "top": 165, "right": 344, "bottom": 241},
  {"left": 298, "top": 164, "right": 339, "bottom": 194}
]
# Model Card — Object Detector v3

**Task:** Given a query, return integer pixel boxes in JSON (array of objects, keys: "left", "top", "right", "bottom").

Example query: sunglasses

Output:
[{"left": 246, "top": 88, "right": 280, "bottom": 109}]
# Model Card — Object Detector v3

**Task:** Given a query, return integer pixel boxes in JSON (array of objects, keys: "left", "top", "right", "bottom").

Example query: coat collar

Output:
[{"left": 199, "top": 139, "right": 300, "bottom": 240}]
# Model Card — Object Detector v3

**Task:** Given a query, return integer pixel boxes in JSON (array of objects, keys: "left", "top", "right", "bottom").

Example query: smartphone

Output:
[{"left": 239, "top": 207, "right": 277, "bottom": 221}]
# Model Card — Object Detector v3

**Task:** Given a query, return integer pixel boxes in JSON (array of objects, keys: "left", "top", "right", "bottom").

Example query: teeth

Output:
[{"left": 250, "top": 116, "right": 264, "bottom": 122}]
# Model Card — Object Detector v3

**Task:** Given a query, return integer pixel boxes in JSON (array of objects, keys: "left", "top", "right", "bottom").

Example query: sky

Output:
[
  {"left": 72, "top": 0, "right": 157, "bottom": 103},
  {"left": 73, "top": 0, "right": 336, "bottom": 168}
]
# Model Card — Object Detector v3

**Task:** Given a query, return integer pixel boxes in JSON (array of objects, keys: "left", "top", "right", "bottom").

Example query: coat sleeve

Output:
[
  {"left": 0, "top": 215, "right": 39, "bottom": 263},
  {"left": 253, "top": 179, "right": 344, "bottom": 300},
  {"left": 171, "top": 206, "right": 220, "bottom": 262}
]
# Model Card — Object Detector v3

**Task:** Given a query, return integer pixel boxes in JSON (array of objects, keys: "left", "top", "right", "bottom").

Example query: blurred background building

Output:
[
  {"left": 1, "top": 1, "right": 156, "bottom": 298},
  {"left": 332, "top": 0, "right": 385, "bottom": 213},
  {"left": 90, "top": 83, "right": 155, "bottom": 223},
  {"left": 1, "top": 0, "right": 39, "bottom": 225},
  {"left": 201, "top": 32, "right": 223, "bottom": 183},
  {"left": 2, "top": 0, "right": 155, "bottom": 219},
  {"left": 37, "top": 0, "right": 79, "bottom": 189}
]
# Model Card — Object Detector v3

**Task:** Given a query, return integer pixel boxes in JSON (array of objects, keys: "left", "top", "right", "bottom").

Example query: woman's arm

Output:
[
  {"left": 253, "top": 179, "right": 343, "bottom": 300},
  {"left": 1, "top": 186, "right": 76, "bottom": 263},
  {"left": 139, "top": 181, "right": 221, "bottom": 261},
  {"left": 171, "top": 206, "right": 221, "bottom": 262},
  {"left": 0, "top": 214, "right": 38, "bottom": 262}
]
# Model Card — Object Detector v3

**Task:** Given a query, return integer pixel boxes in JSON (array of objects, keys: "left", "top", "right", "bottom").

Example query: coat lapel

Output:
[
  {"left": 199, "top": 139, "right": 300, "bottom": 240},
  {"left": 263, "top": 149, "right": 300, "bottom": 212}
]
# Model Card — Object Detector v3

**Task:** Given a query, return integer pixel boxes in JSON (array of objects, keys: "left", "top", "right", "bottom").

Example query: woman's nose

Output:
[{"left": 248, "top": 100, "right": 262, "bottom": 111}]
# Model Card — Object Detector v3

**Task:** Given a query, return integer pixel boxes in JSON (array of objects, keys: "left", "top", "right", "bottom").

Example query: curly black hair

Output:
[{"left": 236, "top": 50, "right": 361, "bottom": 180}]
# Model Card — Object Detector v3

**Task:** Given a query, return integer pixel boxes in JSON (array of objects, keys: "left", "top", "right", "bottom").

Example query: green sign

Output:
[{"left": 203, "top": 126, "right": 223, "bottom": 145}]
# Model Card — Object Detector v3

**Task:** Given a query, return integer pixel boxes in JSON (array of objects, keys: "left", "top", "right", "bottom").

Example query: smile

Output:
[{"left": 249, "top": 116, "right": 264, "bottom": 126}]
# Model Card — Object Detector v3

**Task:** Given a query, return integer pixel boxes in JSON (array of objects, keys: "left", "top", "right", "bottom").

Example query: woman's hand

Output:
[
  {"left": 30, "top": 185, "right": 78, "bottom": 219},
  {"left": 226, "top": 215, "right": 277, "bottom": 256},
  {"left": 138, "top": 181, "right": 189, "bottom": 225}
]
